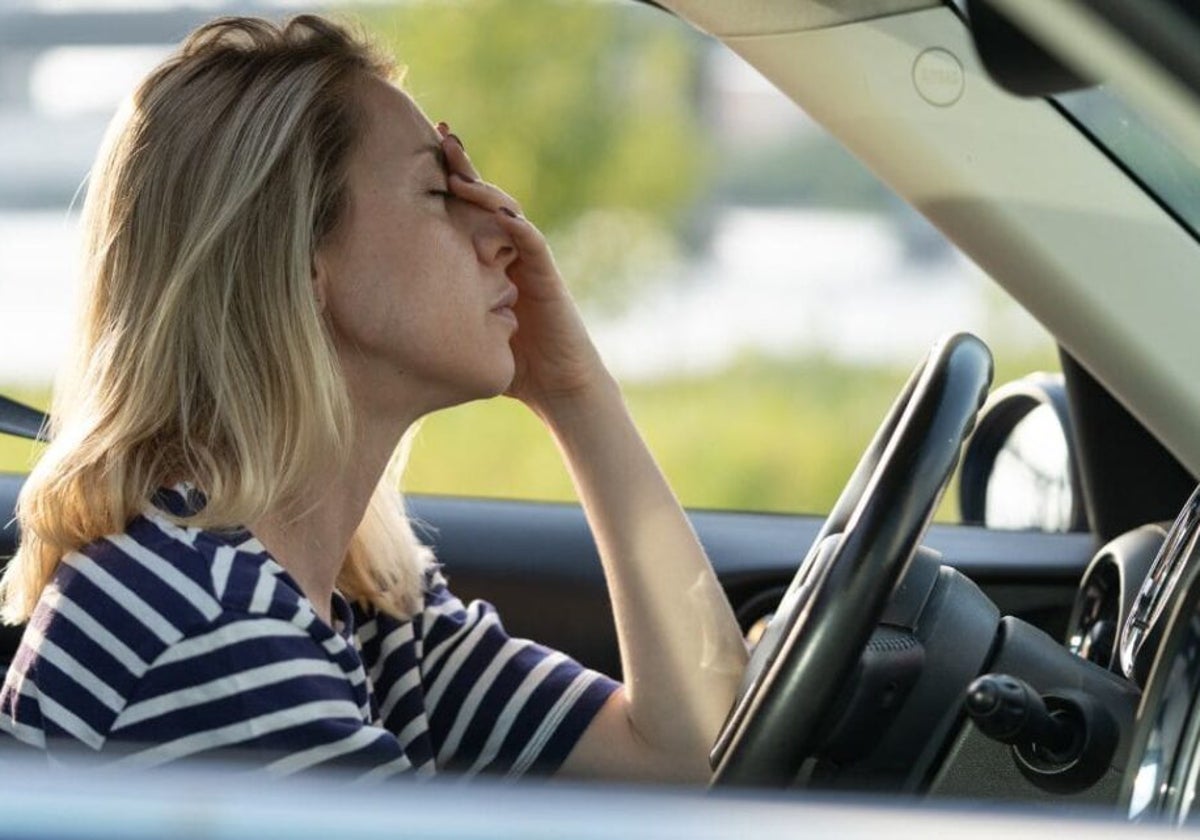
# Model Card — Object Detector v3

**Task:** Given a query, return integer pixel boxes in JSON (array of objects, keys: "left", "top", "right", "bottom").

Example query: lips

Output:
[{"left": 490, "top": 284, "right": 519, "bottom": 312}]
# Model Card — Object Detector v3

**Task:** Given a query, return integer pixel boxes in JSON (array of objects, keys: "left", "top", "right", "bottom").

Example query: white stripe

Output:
[
  {"left": 345, "top": 665, "right": 366, "bottom": 689},
  {"left": 265, "top": 726, "right": 387, "bottom": 776},
  {"left": 64, "top": 553, "right": 183, "bottom": 645},
  {"left": 0, "top": 681, "right": 47, "bottom": 748},
  {"left": 421, "top": 600, "right": 487, "bottom": 674},
  {"left": 248, "top": 573, "right": 276, "bottom": 613},
  {"left": 393, "top": 714, "right": 427, "bottom": 753},
  {"left": 211, "top": 545, "right": 236, "bottom": 600},
  {"left": 508, "top": 671, "right": 593, "bottom": 778},
  {"left": 0, "top": 713, "right": 47, "bottom": 749},
  {"left": 321, "top": 635, "right": 347, "bottom": 657},
  {"left": 378, "top": 665, "right": 422, "bottom": 723},
  {"left": 111, "top": 699, "right": 362, "bottom": 769},
  {"left": 355, "top": 753, "right": 413, "bottom": 783},
  {"left": 424, "top": 611, "right": 501, "bottom": 711},
  {"left": 40, "top": 588, "right": 148, "bottom": 678},
  {"left": 38, "top": 691, "right": 104, "bottom": 750},
  {"left": 293, "top": 602, "right": 318, "bottom": 630},
  {"left": 368, "top": 623, "right": 414, "bottom": 685},
  {"left": 464, "top": 651, "right": 570, "bottom": 776},
  {"left": 235, "top": 536, "right": 268, "bottom": 554},
  {"left": 24, "top": 624, "right": 124, "bottom": 712},
  {"left": 357, "top": 618, "right": 379, "bottom": 645},
  {"left": 153, "top": 618, "right": 308, "bottom": 666},
  {"left": 145, "top": 510, "right": 199, "bottom": 548},
  {"left": 436, "top": 639, "right": 524, "bottom": 765},
  {"left": 113, "top": 658, "right": 350, "bottom": 730},
  {"left": 108, "top": 533, "right": 221, "bottom": 621}
]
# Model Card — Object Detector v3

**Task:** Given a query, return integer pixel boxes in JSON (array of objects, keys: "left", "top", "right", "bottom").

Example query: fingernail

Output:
[
  {"left": 448, "top": 133, "right": 466, "bottom": 151},
  {"left": 498, "top": 207, "right": 519, "bottom": 219},
  {"left": 436, "top": 121, "right": 449, "bottom": 136}
]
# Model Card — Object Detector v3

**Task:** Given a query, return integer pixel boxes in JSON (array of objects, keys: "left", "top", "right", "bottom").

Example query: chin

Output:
[{"left": 448, "top": 356, "right": 516, "bottom": 407}]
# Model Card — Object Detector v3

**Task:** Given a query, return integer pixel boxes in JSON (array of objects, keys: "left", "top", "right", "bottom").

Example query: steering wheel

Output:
[{"left": 710, "top": 332, "right": 993, "bottom": 787}]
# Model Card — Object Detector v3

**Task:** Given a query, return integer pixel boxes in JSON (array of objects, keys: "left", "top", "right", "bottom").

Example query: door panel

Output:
[
  {"left": 0, "top": 476, "right": 1096, "bottom": 675},
  {"left": 407, "top": 496, "right": 1096, "bottom": 679}
]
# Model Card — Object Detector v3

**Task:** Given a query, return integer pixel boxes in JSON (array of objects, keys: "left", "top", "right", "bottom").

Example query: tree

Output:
[{"left": 358, "top": 0, "right": 711, "bottom": 308}]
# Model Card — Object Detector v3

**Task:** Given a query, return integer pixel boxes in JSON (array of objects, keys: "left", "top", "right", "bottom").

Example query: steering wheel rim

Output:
[{"left": 710, "top": 332, "right": 993, "bottom": 788}]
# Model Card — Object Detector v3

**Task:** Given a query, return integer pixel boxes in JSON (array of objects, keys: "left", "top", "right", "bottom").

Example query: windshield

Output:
[{"left": 1057, "top": 88, "right": 1200, "bottom": 240}]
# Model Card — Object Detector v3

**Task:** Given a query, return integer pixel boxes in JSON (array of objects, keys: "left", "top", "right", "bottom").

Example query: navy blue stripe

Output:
[
  {"left": 38, "top": 608, "right": 139, "bottom": 689},
  {"left": 29, "top": 657, "right": 116, "bottom": 736},
  {"left": 369, "top": 635, "right": 419, "bottom": 706},
  {"left": 127, "top": 516, "right": 214, "bottom": 594},
  {"left": 484, "top": 658, "right": 589, "bottom": 775},
  {"left": 0, "top": 520, "right": 614, "bottom": 779},
  {"left": 449, "top": 642, "right": 548, "bottom": 767},
  {"left": 82, "top": 539, "right": 209, "bottom": 630},
  {"left": 113, "top": 675, "right": 356, "bottom": 742},
  {"left": 527, "top": 674, "right": 618, "bottom": 775},
  {"left": 129, "top": 634, "right": 331, "bottom": 702},
  {"left": 425, "top": 620, "right": 509, "bottom": 749},
  {"left": 49, "top": 562, "right": 167, "bottom": 666}
]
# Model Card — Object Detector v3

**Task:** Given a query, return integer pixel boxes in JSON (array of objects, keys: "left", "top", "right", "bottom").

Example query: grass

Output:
[
  {"left": 0, "top": 387, "right": 49, "bottom": 477},
  {"left": 402, "top": 346, "right": 1060, "bottom": 520},
  {"left": 0, "top": 346, "right": 1059, "bottom": 521}
]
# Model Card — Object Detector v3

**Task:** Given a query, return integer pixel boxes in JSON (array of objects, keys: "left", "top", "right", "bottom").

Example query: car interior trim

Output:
[
  {"left": 655, "top": 0, "right": 939, "bottom": 38},
  {"left": 669, "top": 3, "right": 1200, "bottom": 481}
]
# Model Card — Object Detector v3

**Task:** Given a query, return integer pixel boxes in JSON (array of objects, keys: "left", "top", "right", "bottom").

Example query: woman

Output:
[{"left": 0, "top": 14, "right": 747, "bottom": 780}]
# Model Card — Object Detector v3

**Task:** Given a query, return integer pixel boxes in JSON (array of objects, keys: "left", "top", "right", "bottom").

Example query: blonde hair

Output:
[{"left": 2, "top": 15, "right": 432, "bottom": 623}]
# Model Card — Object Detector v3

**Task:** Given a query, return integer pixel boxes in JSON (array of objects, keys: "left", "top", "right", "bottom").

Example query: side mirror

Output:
[{"left": 959, "top": 372, "right": 1087, "bottom": 532}]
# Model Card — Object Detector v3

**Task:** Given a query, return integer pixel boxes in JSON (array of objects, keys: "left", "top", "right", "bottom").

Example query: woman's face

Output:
[{"left": 316, "top": 76, "right": 519, "bottom": 421}]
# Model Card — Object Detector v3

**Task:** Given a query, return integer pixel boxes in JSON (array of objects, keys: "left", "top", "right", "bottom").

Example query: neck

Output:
[{"left": 250, "top": 408, "right": 411, "bottom": 625}]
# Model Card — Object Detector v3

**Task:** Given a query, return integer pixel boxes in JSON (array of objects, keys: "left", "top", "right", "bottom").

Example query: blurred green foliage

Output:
[
  {"left": 0, "top": 0, "right": 1066, "bottom": 522},
  {"left": 0, "top": 347, "right": 1058, "bottom": 519},
  {"left": 358, "top": 0, "right": 711, "bottom": 311},
  {"left": 402, "top": 347, "right": 1059, "bottom": 518},
  {"left": 0, "top": 388, "right": 48, "bottom": 477}
]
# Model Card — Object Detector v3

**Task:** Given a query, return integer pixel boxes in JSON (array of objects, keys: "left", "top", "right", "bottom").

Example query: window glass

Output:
[
  {"left": 1057, "top": 88, "right": 1200, "bottom": 239},
  {"left": 0, "top": 0, "right": 1058, "bottom": 521}
]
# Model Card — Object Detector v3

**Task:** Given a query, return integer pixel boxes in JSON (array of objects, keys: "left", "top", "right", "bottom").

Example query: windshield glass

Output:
[{"left": 1057, "top": 87, "right": 1200, "bottom": 239}]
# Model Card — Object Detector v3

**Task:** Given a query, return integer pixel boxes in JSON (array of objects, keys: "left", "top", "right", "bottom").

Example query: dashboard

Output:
[{"left": 1064, "top": 485, "right": 1200, "bottom": 822}]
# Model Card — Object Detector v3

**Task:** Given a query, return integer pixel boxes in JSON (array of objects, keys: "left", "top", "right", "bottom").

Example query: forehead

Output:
[{"left": 356, "top": 76, "right": 432, "bottom": 155}]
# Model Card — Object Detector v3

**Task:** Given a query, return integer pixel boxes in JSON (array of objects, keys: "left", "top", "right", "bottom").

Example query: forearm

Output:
[{"left": 537, "top": 378, "right": 749, "bottom": 775}]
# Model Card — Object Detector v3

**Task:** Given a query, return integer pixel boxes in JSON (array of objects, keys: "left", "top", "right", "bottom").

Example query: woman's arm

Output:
[
  {"left": 539, "top": 379, "right": 749, "bottom": 783},
  {"left": 441, "top": 128, "right": 747, "bottom": 783}
]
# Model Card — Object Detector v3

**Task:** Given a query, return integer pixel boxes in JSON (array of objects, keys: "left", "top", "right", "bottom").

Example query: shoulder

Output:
[
  {"left": 2, "top": 509, "right": 319, "bottom": 730},
  {"left": 45, "top": 511, "right": 231, "bottom": 658},
  {"left": 0, "top": 515, "right": 228, "bottom": 750}
]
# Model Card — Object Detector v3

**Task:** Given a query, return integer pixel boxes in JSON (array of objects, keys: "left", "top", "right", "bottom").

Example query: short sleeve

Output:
[
  {"left": 104, "top": 614, "right": 413, "bottom": 779},
  {"left": 415, "top": 575, "right": 619, "bottom": 777}
]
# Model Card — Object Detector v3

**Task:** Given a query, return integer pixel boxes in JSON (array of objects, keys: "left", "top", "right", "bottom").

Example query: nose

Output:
[{"left": 471, "top": 211, "right": 518, "bottom": 272}]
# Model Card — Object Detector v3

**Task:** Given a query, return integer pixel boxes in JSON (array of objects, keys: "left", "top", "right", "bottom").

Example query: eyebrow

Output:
[{"left": 411, "top": 143, "right": 448, "bottom": 171}]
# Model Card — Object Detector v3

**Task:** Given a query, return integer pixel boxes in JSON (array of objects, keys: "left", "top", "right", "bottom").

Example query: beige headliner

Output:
[
  {"left": 657, "top": 0, "right": 938, "bottom": 37},
  {"left": 660, "top": 0, "right": 1200, "bottom": 478}
]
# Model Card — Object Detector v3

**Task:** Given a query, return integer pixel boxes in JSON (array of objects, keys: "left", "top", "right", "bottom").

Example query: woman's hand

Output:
[{"left": 438, "top": 125, "right": 617, "bottom": 418}]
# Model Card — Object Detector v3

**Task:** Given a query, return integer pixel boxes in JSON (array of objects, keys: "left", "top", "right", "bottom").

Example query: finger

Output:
[
  {"left": 449, "top": 172, "right": 524, "bottom": 217},
  {"left": 494, "top": 206, "right": 551, "bottom": 255},
  {"left": 441, "top": 133, "right": 481, "bottom": 182}
]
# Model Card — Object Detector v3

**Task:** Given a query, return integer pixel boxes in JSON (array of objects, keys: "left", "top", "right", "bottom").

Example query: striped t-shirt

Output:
[{"left": 0, "top": 489, "right": 619, "bottom": 778}]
